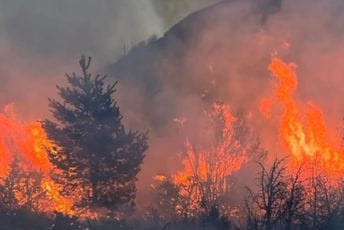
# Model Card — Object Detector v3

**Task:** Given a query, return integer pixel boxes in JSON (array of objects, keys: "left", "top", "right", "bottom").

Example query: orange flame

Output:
[
  {"left": 173, "top": 103, "right": 247, "bottom": 211},
  {"left": 260, "top": 57, "right": 344, "bottom": 181},
  {"left": 0, "top": 104, "right": 74, "bottom": 215}
]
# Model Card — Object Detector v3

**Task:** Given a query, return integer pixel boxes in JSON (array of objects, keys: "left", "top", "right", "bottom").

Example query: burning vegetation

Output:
[
  {"left": 2, "top": 1, "right": 344, "bottom": 230},
  {"left": 172, "top": 103, "right": 248, "bottom": 214},
  {"left": 0, "top": 105, "right": 74, "bottom": 216},
  {"left": 0, "top": 57, "right": 148, "bottom": 229},
  {"left": 2, "top": 53, "right": 344, "bottom": 229},
  {"left": 261, "top": 57, "right": 344, "bottom": 181}
]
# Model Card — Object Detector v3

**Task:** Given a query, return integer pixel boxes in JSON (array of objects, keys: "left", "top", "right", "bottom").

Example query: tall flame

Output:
[
  {"left": 0, "top": 104, "right": 74, "bottom": 215},
  {"left": 260, "top": 57, "right": 344, "bottom": 180}
]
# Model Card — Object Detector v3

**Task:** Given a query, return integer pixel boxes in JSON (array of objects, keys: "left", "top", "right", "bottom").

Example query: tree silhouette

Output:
[
  {"left": 246, "top": 158, "right": 288, "bottom": 230},
  {"left": 43, "top": 56, "right": 148, "bottom": 215},
  {"left": 283, "top": 166, "right": 306, "bottom": 230},
  {"left": 0, "top": 156, "right": 46, "bottom": 213}
]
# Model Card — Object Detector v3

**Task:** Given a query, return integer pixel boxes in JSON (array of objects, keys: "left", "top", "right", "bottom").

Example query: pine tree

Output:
[
  {"left": 43, "top": 56, "right": 148, "bottom": 214},
  {"left": 0, "top": 156, "right": 45, "bottom": 213},
  {"left": 0, "top": 157, "right": 21, "bottom": 212}
]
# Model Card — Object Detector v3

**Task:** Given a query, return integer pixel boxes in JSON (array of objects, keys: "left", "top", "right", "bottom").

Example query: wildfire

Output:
[
  {"left": 260, "top": 57, "right": 344, "bottom": 180},
  {"left": 173, "top": 103, "right": 248, "bottom": 211},
  {"left": 0, "top": 104, "right": 74, "bottom": 216}
]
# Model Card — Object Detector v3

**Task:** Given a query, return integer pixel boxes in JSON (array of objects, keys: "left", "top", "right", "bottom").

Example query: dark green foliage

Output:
[{"left": 43, "top": 56, "right": 148, "bottom": 213}]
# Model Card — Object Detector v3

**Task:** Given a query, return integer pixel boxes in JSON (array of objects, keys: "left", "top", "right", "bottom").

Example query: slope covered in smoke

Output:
[
  {"left": 107, "top": 0, "right": 283, "bottom": 210},
  {"left": 108, "top": 0, "right": 344, "bottom": 202},
  {"left": 0, "top": 0, "right": 218, "bottom": 121},
  {"left": 108, "top": 0, "right": 281, "bottom": 132},
  {"left": 109, "top": 0, "right": 344, "bottom": 140}
]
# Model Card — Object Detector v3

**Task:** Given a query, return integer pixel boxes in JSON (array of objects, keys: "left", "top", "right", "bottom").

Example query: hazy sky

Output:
[
  {"left": 0, "top": 0, "right": 220, "bottom": 119},
  {"left": 0, "top": 0, "right": 220, "bottom": 62}
]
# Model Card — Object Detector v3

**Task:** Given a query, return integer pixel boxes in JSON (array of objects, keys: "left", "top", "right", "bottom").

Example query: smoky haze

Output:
[
  {"left": 0, "top": 0, "right": 219, "bottom": 119},
  {"left": 105, "top": 0, "right": 344, "bottom": 211},
  {"left": 2, "top": 0, "right": 344, "bottom": 217}
]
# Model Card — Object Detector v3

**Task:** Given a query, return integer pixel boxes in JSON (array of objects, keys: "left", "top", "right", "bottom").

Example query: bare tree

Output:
[
  {"left": 303, "top": 175, "right": 344, "bottom": 229},
  {"left": 174, "top": 103, "right": 265, "bottom": 217},
  {"left": 283, "top": 165, "right": 306, "bottom": 230},
  {"left": 246, "top": 158, "right": 288, "bottom": 230}
]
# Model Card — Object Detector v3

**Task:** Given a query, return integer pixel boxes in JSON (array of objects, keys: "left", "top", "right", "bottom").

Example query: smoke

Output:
[
  {"left": 112, "top": 0, "right": 344, "bottom": 142},
  {"left": 0, "top": 0, "right": 215, "bottom": 120},
  {"left": 0, "top": 0, "right": 223, "bottom": 64},
  {"left": 106, "top": 0, "right": 344, "bottom": 210},
  {"left": 151, "top": 0, "right": 221, "bottom": 28},
  {"left": 0, "top": 0, "right": 164, "bottom": 60},
  {"left": 2, "top": 0, "right": 344, "bottom": 216}
]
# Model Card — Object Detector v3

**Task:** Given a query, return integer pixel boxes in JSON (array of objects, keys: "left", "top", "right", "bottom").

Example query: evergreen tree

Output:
[
  {"left": 43, "top": 56, "right": 148, "bottom": 214},
  {"left": 0, "top": 157, "right": 21, "bottom": 212},
  {"left": 0, "top": 156, "right": 46, "bottom": 213}
]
